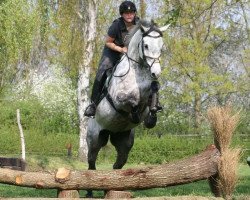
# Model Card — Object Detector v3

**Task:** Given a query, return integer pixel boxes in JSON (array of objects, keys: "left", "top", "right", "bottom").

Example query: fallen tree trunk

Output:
[
  {"left": 0, "top": 196, "right": 224, "bottom": 200},
  {"left": 0, "top": 145, "right": 220, "bottom": 190}
]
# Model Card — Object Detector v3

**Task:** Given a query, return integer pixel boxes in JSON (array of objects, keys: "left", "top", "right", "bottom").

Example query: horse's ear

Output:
[
  {"left": 140, "top": 19, "right": 151, "bottom": 33},
  {"left": 159, "top": 24, "right": 171, "bottom": 32},
  {"left": 140, "top": 24, "right": 150, "bottom": 33}
]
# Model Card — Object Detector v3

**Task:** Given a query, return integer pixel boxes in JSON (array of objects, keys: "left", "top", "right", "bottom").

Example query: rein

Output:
[{"left": 112, "top": 25, "right": 163, "bottom": 78}]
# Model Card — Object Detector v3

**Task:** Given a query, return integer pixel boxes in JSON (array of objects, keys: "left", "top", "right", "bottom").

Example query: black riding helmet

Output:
[{"left": 119, "top": 1, "right": 137, "bottom": 15}]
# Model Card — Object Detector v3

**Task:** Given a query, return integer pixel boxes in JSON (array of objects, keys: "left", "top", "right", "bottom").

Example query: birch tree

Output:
[
  {"left": 54, "top": 0, "right": 97, "bottom": 161},
  {"left": 78, "top": 0, "right": 97, "bottom": 161}
]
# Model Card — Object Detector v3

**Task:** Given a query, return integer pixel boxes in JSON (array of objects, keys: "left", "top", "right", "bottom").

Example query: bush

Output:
[
  {"left": 0, "top": 99, "right": 78, "bottom": 135},
  {"left": 97, "top": 134, "right": 214, "bottom": 165}
]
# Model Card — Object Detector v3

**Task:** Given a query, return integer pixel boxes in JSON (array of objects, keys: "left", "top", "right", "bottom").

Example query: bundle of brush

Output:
[{"left": 207, "top": 105, "right": 241, "bottom": 200}]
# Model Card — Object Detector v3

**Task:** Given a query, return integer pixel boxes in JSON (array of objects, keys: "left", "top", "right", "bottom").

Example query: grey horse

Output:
[{"left": 86, "top": 20, "right": 169, "bottom": 197}]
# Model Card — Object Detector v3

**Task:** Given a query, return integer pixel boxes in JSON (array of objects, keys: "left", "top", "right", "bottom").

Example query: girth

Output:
[
  {"left": 105, "top": 93, "right": 148, "bottom": 123},
  {"left": 106, "top": 93, "right": 130, "bottom": 117}
]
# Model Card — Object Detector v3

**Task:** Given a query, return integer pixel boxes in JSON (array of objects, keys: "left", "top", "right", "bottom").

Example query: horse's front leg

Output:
[{"left": 110, "top": 129, "right": 135, "bottom": 169}]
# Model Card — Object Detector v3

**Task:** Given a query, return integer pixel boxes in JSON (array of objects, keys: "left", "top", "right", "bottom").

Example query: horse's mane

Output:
[
  {"left": 124, "top": 24, "right": 140, "bottom": 47},
  {"left": 124, "top": 19, "right": 157, "bottom": 47}
]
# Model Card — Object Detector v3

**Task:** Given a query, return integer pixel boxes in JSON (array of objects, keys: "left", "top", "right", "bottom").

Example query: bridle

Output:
[
  {"left": 112, "top": 25, "right": 163, "bottom": 78},
  {"left": 139, "top": 25, "right": 163, "bottom": 70}
]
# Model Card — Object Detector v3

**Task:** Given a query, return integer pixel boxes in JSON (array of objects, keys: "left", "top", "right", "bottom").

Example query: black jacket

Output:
[{"left": 102, "top": 16, "right": 140, "bottom": 64}]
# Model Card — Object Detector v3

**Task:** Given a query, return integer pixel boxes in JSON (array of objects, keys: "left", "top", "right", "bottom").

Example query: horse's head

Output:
[{"left": 138, "top": 20, "right": 170, "bottom": 79}]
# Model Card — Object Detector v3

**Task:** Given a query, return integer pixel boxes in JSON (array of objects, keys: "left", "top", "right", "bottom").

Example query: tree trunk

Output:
[
  {"left": 77, "top": 0, "right": 97, "bottom": 162},
  {"left": 140, "top": 0, "right": 146, "bottom": 19},
  {"left": 0, "top": 145, "right": 220, "bottom": 190}
]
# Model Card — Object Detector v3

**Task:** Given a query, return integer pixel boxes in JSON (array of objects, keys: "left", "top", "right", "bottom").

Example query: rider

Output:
[
  {"left": 84, "top": 0, "right": 162, "bottom": 117},
  {"left": 84, "top": 1, "right": 139, "bottom": 117}
]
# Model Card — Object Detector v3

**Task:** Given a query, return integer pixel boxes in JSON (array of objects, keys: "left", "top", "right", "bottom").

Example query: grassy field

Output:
[{"left": 0, "top": 155, "right": 249, "bottom": 199}]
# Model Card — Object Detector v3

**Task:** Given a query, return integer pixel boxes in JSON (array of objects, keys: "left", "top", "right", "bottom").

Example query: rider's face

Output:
[{"left": 122, "top": 11, "right": 136, "bottom": 23}]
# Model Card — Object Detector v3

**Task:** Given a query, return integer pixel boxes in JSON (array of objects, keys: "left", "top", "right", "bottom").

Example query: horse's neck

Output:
[{"left": 127, "top": 30, "right": 142, "bottom": 62}]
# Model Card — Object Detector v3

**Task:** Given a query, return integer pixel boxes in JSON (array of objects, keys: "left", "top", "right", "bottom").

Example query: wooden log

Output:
[
  {"left": 55, "top": 168, "right": 71, "bottom": 183},
  {"left": 0, "top": 145, "right": 220, "bottom": 190},
  {"left": 57, "top": 189, "right": 79, "bottom": 198},
  {"left": 0, "top": 196, "right": 225, "bottom": 200},
  {"left": 55, "top": 168, "right": 79, "bottom": 197},
  {"left": 105, "top": 190, "right": 132, "bottom": 199}
]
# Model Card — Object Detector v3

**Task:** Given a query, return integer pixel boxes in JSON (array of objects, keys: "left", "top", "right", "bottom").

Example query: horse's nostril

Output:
[{"left": 151, "top": 73, "right": 156, "bottom": 78}]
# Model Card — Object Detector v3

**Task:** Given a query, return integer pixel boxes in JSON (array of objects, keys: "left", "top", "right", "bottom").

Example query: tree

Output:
[
  {"left": 140, "top": 0, "right": 146, "bottom": 18},
  {"left": 77, "top": 0, "right": 97, "bottom": 161},
  {"left": 39, "top": 0, "right": 97, "bottom": 161},
  {"left": 160, "top": 0, "right": 249, "bottom": 134},
  {"left": 0, "top": 0, "right": 38, "bottom": 97}
]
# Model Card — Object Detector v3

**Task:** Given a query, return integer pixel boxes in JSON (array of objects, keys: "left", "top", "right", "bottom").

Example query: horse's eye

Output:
[{"left": 144, "top": 44, "right": 149, "bottom": 49}]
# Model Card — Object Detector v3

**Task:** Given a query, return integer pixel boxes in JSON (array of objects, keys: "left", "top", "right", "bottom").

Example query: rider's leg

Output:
[
  {"left": 84, "top": 56, "right": 114, "bottom": 117},
  {"left": 84, "top": 70, "right": 107, "bottom": 117}
]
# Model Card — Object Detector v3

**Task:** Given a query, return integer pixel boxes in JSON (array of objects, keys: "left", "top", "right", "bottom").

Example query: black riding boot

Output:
[
  {"left": 149, "top": 81, "right": 162, "bottom": 113},
  {"left": 84, "top": 79, "right": 104, "bottom": 117},
  {"left": 149, "top": 92, "right": 163, "bottom": 113}
]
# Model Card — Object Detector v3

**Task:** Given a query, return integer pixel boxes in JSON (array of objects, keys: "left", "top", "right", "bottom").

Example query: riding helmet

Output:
[{"left": 119, "top": 1, "right": 137, "bottom": 15}]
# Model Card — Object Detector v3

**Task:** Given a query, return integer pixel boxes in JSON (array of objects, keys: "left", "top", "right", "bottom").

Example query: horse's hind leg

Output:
[
  {"left": 86, "top": 130, "right": 109, "bottom": 197},
  {"left": 110, "top": 129, "right": 135, "bottom": 169}
]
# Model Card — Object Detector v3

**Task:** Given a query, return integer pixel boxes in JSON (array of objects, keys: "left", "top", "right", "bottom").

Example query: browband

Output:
[{"left": 142, "top": 25, "right": 163, "bottom": 38}]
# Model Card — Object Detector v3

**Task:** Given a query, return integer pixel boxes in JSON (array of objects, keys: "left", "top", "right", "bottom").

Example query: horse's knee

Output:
[{"left": 144, "top": 112, "right": 157, "bottom": 128}]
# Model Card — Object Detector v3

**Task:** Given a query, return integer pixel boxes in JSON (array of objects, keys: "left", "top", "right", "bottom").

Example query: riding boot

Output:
[
  {"left": 155, "top": 92, "right": 163, "bottom": 111},
  {"left": 149, "top": 81, "right": 162, "bottom": 113},
  {"left": 149, "top": 92, "right": 163, "bottom": 113},
  {"left": 84, "top": 79, "right": 104, "bottom": 117}
]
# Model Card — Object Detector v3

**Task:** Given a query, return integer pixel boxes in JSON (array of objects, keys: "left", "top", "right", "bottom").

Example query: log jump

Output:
[
  {"left": 0, "top": 105, "right": 239, "bottom": 199},
  {"left": 0, "top": 145, "right": 219, "bottom": 191}
]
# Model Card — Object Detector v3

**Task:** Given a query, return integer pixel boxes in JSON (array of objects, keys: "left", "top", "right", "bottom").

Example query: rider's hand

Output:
[
  {"left": 116, "top": 46, "right": 127, "bottom": 53},
  {"left": 121, "top": 47, "right": 128, "bottom": 53}
]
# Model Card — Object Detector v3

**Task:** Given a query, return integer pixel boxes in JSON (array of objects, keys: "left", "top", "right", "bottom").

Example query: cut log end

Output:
[
  {"left": 55, "top": 167, "right": 71, "bottom": 183},
  {"left": 15, "top": 175, "right": 23, "bottom": 184}
]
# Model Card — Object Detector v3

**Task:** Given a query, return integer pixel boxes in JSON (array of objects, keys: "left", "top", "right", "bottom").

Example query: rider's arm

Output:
[{"left": 105, "top": 36, "right": 127, "bottom": 53}]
